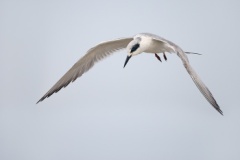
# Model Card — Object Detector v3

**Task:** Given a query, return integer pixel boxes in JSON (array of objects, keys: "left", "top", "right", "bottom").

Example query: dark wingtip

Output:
[
  {"left": 36, "top": 97, "right": 44, "bottom": 104},
  {"left": 217, "top": 108, "right": 224, "bottom": 116},
  {"left": 36, "top": 81, "right": 72, "bottom": 104}
]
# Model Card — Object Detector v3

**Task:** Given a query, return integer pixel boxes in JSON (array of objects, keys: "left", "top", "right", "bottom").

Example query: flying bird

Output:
[{"left": 37, "top": 33, "right": 223, "bottom": 115}]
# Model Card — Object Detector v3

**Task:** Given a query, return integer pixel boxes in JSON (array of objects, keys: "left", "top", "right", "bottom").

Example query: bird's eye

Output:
[{"left": 130, "top": 43, "right": 140, "bottom": 53}]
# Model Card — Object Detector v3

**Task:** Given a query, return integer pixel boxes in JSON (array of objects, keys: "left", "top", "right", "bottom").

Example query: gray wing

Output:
[
  {"left": 178, "top": 52, "right": 223, "bottom": 115},
  {"left": 37, "top": 37, "right": 133, "bottom": 103},
  {"left": 149, "top": 34, "right": 223, "bottom": 115}
]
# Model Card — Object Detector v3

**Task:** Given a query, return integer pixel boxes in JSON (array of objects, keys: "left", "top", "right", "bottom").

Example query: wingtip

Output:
[
  {"left": 219, "top": 111, "right": 224, "bottom": 116},
  {"left": 36, "top": 99, "right": 41, "bottom": 104},
  {"left": 216, "top": 108, "right": 224, "bottom": 116},
  {"left": 36, "top": 97, "right": 45, "bottom": 104}
]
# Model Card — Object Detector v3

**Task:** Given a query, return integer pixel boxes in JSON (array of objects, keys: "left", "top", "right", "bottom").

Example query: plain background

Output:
[{"left": 1, "top": 0, "right": 240, "bottom": 160}]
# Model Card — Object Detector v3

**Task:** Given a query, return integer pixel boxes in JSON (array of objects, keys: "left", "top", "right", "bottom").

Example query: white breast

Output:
[{"left": 137, "top": 35, "right": 169, "bottom": 54}]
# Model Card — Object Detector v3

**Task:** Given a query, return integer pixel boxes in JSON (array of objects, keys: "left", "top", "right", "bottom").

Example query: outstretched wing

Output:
[
  {"left": 182, "top": 61, "right": 223, "bottom": 115},
  {"left": 148, "top": 34, "right": 223, "bottom": 115},
  {"left": 37, "top": 37, "right": 133, "bottom": 103}
]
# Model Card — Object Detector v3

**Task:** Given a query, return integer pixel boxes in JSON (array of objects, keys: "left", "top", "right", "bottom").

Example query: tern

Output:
[{"left": 37, "top": 33, "right": 223, "bottom": 115}]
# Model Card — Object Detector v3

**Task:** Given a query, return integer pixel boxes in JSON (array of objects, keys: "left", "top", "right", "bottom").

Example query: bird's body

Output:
[
  {"left": 128, "top": 33, "right": 171, "bottom": 54},
  {"left": 37, "top": 33, "right": 223, "bottom": 115}
]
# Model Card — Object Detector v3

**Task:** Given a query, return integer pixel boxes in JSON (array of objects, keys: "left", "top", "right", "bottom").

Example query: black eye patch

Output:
[{"left": 130, "top": 43, "right": 140, "bottom": 53}]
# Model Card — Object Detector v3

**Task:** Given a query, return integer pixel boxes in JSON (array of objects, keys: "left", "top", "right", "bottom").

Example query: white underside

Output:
[{"left": 136, "top": 35, "right": 174, "bottom": 54}]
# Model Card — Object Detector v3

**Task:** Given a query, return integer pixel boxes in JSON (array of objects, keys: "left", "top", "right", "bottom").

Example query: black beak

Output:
[{"left": 123, "top": 55, "right": 132, "bottom": 68}]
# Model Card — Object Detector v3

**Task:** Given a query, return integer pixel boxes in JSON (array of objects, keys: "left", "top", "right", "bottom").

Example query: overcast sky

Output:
[{"left": 1, "top": 0, "right": 240, "bottom": 160}]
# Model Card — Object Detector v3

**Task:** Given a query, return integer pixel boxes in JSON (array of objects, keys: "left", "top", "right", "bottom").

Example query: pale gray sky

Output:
[{"left": 1, "top": 0, "right": 240, "bottom": 160}]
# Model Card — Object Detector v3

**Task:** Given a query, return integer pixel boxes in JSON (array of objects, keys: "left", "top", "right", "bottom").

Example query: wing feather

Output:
[
  {"left": 149, "top": 34, "right": 223, "bottom": 115},
  {"left": 37, "top": 37, "right": 132, "bottom": 103}
]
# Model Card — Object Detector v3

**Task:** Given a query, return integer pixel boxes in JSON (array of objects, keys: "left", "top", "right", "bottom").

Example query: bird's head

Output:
[{"left": 124, "top": 38, "right": 142, "bottom": 68}]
